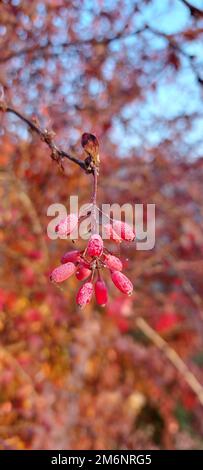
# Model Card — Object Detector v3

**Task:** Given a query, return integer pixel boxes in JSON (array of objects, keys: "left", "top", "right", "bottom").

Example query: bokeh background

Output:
[{"left": 1, "top": 0, "right": 203, "bottom": 450}]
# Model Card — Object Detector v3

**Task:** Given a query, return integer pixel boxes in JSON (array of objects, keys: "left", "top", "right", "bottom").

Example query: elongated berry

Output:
[
  {"left": 76, "top": 282, "right": 94, "bottom": 309},
  {"left": 50, "top": 262, "right": 76, "bottom": 283},
  {"left": 87, "top": 234, "right": 103, "bottom": 257},
  {"left": 104, "top": 253, "right": 123, "bottom": 271},
  {"left": 76, "top": 264, "right": 92, "bottom": 281},
  {"left": 61, "top": 250, "right": 81, "bottom": 264},
  {"left": 111, "top": 271, "right": 133, "bottom": 295},
  {"left": 104, "top": 224, "right": 122, "bottom": 243},
  {"left": 56, "top": 213, "right": 78, "bottom": 237},
  {"left": 112, "top": 220, "right": 135, "bottom": 242},
  {"left": 95, "top": 280, "right": 108, "bottom": 306}
]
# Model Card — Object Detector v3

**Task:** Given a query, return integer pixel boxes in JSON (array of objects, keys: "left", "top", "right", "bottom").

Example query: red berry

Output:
[
  {"left": 56, "top": 213, "right": 78, "bottom": 237},
  {"left": 104, "top": 253, "right": 123, "bottom": 271},
  {"left": 104, "top": 224, "right": 122, "bottom": 243},
  {"left": 95, "top": 280, "right": 108, "bottom": 306},
  {"left": 61, "top": 250, "right": 81, "bottom": 264},
  {"left": 116, "top": 317, "right": 130, "bottom": 333},
  {"left": 76, "top": 282, "right": 94, "bottom": 309},
  {"left": 50, "top": 262, "right": 76, "bottom": 283},
  {"left": 112, "top": 220, "right": 135, "bottom": 242},
  {"left": 111, "top": 271, "right": 133, "bottom": 295},
  {"left": 27, "top": 249, "right": 43, "bottom": 260},
  {"left": 76, "top": 264, "right": 92, "bottom": 281},
  {"left": 87, "top": 234, "right": 103, "bottom": 257},
  {"left": 155, "top": 313, "right": 181, "bottom": 333}
]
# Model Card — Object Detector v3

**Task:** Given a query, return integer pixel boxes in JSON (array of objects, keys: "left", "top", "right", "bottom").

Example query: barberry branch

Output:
[
  {"left": 1, "top": 97, "right": 135, "bottom": 308},
  {"left": 0, "top": 103, "right": 92, "bottom": 173}
]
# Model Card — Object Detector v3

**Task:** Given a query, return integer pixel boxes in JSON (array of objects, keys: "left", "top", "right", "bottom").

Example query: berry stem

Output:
[
  {"left": 96, "top": 260, "right": 101, "bottom": 280},
  {"left": 92, "top": 167, "right": 98, "bottom": 206},
  {"left": 91, "top": 166, "right": 98, "bottom": 234}
]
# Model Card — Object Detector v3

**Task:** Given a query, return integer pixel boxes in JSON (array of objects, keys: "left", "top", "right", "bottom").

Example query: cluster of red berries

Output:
[{"left": 50, "top": 213, "right": 135, "bottom": 309}]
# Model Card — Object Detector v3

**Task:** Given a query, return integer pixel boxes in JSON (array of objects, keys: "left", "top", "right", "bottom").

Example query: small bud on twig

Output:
[{"left": 81, "top": 133, "right": 100, "bottom": 167}]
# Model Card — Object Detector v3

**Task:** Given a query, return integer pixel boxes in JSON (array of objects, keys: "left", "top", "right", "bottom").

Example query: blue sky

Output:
[{"left": 109, "top": 0, "right": 203, "bottom": 157}]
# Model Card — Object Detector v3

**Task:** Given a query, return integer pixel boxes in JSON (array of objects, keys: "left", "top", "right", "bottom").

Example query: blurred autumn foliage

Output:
[{"left": 1, "top": 0, "right": 203, "bottom": 450}]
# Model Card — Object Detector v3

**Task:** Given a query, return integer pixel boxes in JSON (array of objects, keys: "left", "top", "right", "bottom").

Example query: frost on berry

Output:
[
  {"left": 111, "top": 271, "right": 133, "bottom": 295},
  {"left": 50, "top": 262, "right": 76, "bottom": 283},
  {"left": 112, "top": 220, "right": 135, "bottom": 242},
  {"left": 95, "top": 279, "right": 108, "bottom": 306},
  {"left": 76, "top": 264, "right": 92, "bottom": 281},
  {"left": 61, "top": 250, "right": 81, "bottom": 264},
  {"left": 56, "top": 213, "right": 78, "bottom": 237},
  {"left": 76, "top": 282, "right": 94, "bottom": 309},
  {"left": 104, "top": 253, "right": 123, "bottom": 271},
  {"left": 104, "top": 223, "right": 122, "bottom": 243},
  {"left": 87, "top": 234, "right": 103, "bottom": 257},
  {"left": 50, "top": 142, "right": 136, "bottom": 307}
]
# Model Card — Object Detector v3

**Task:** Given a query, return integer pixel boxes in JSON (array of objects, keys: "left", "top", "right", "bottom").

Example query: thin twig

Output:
[
  {"left": 0, "top": 104, "right": 91, "bottom": 173},
  {"left": 0, "top": 27, "right": 146, "bottom": 64},
  {"left": 90, "top": 167, "right": 98, "bottom": 234},
  {"left": 136, "top": 316, "right": 203, "bottom": 407},
  {"left": 146, "top": 24, "right": 203, "bottom": 86}
]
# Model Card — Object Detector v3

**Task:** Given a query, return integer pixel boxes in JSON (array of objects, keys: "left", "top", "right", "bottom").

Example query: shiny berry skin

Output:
[
  {"left": 61, "top": 250, "right": 81, "bottom": 264},
  {"left": 56, "top": 213, "right": 78, "bottom": 237},
  {"left": 104, "top": 253, "right": 123, "bottom": 271},
  {"left": 111, "top": 271, "right": 133, "bottom": 295},
  {"left": 50, "top": 262, "right": 76, "bottom": 283},
  {"left": 76, "top": 264, "right": 92, "bottom": 281},
  {"left": 95, "top": 280, "right": 108, "bottom": 306},
  {"left": 87, "top": 234, "right": 103, "bottom": 257},
  {"left": 76, "top": 282, "right": 94, "bottom": 309}
]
